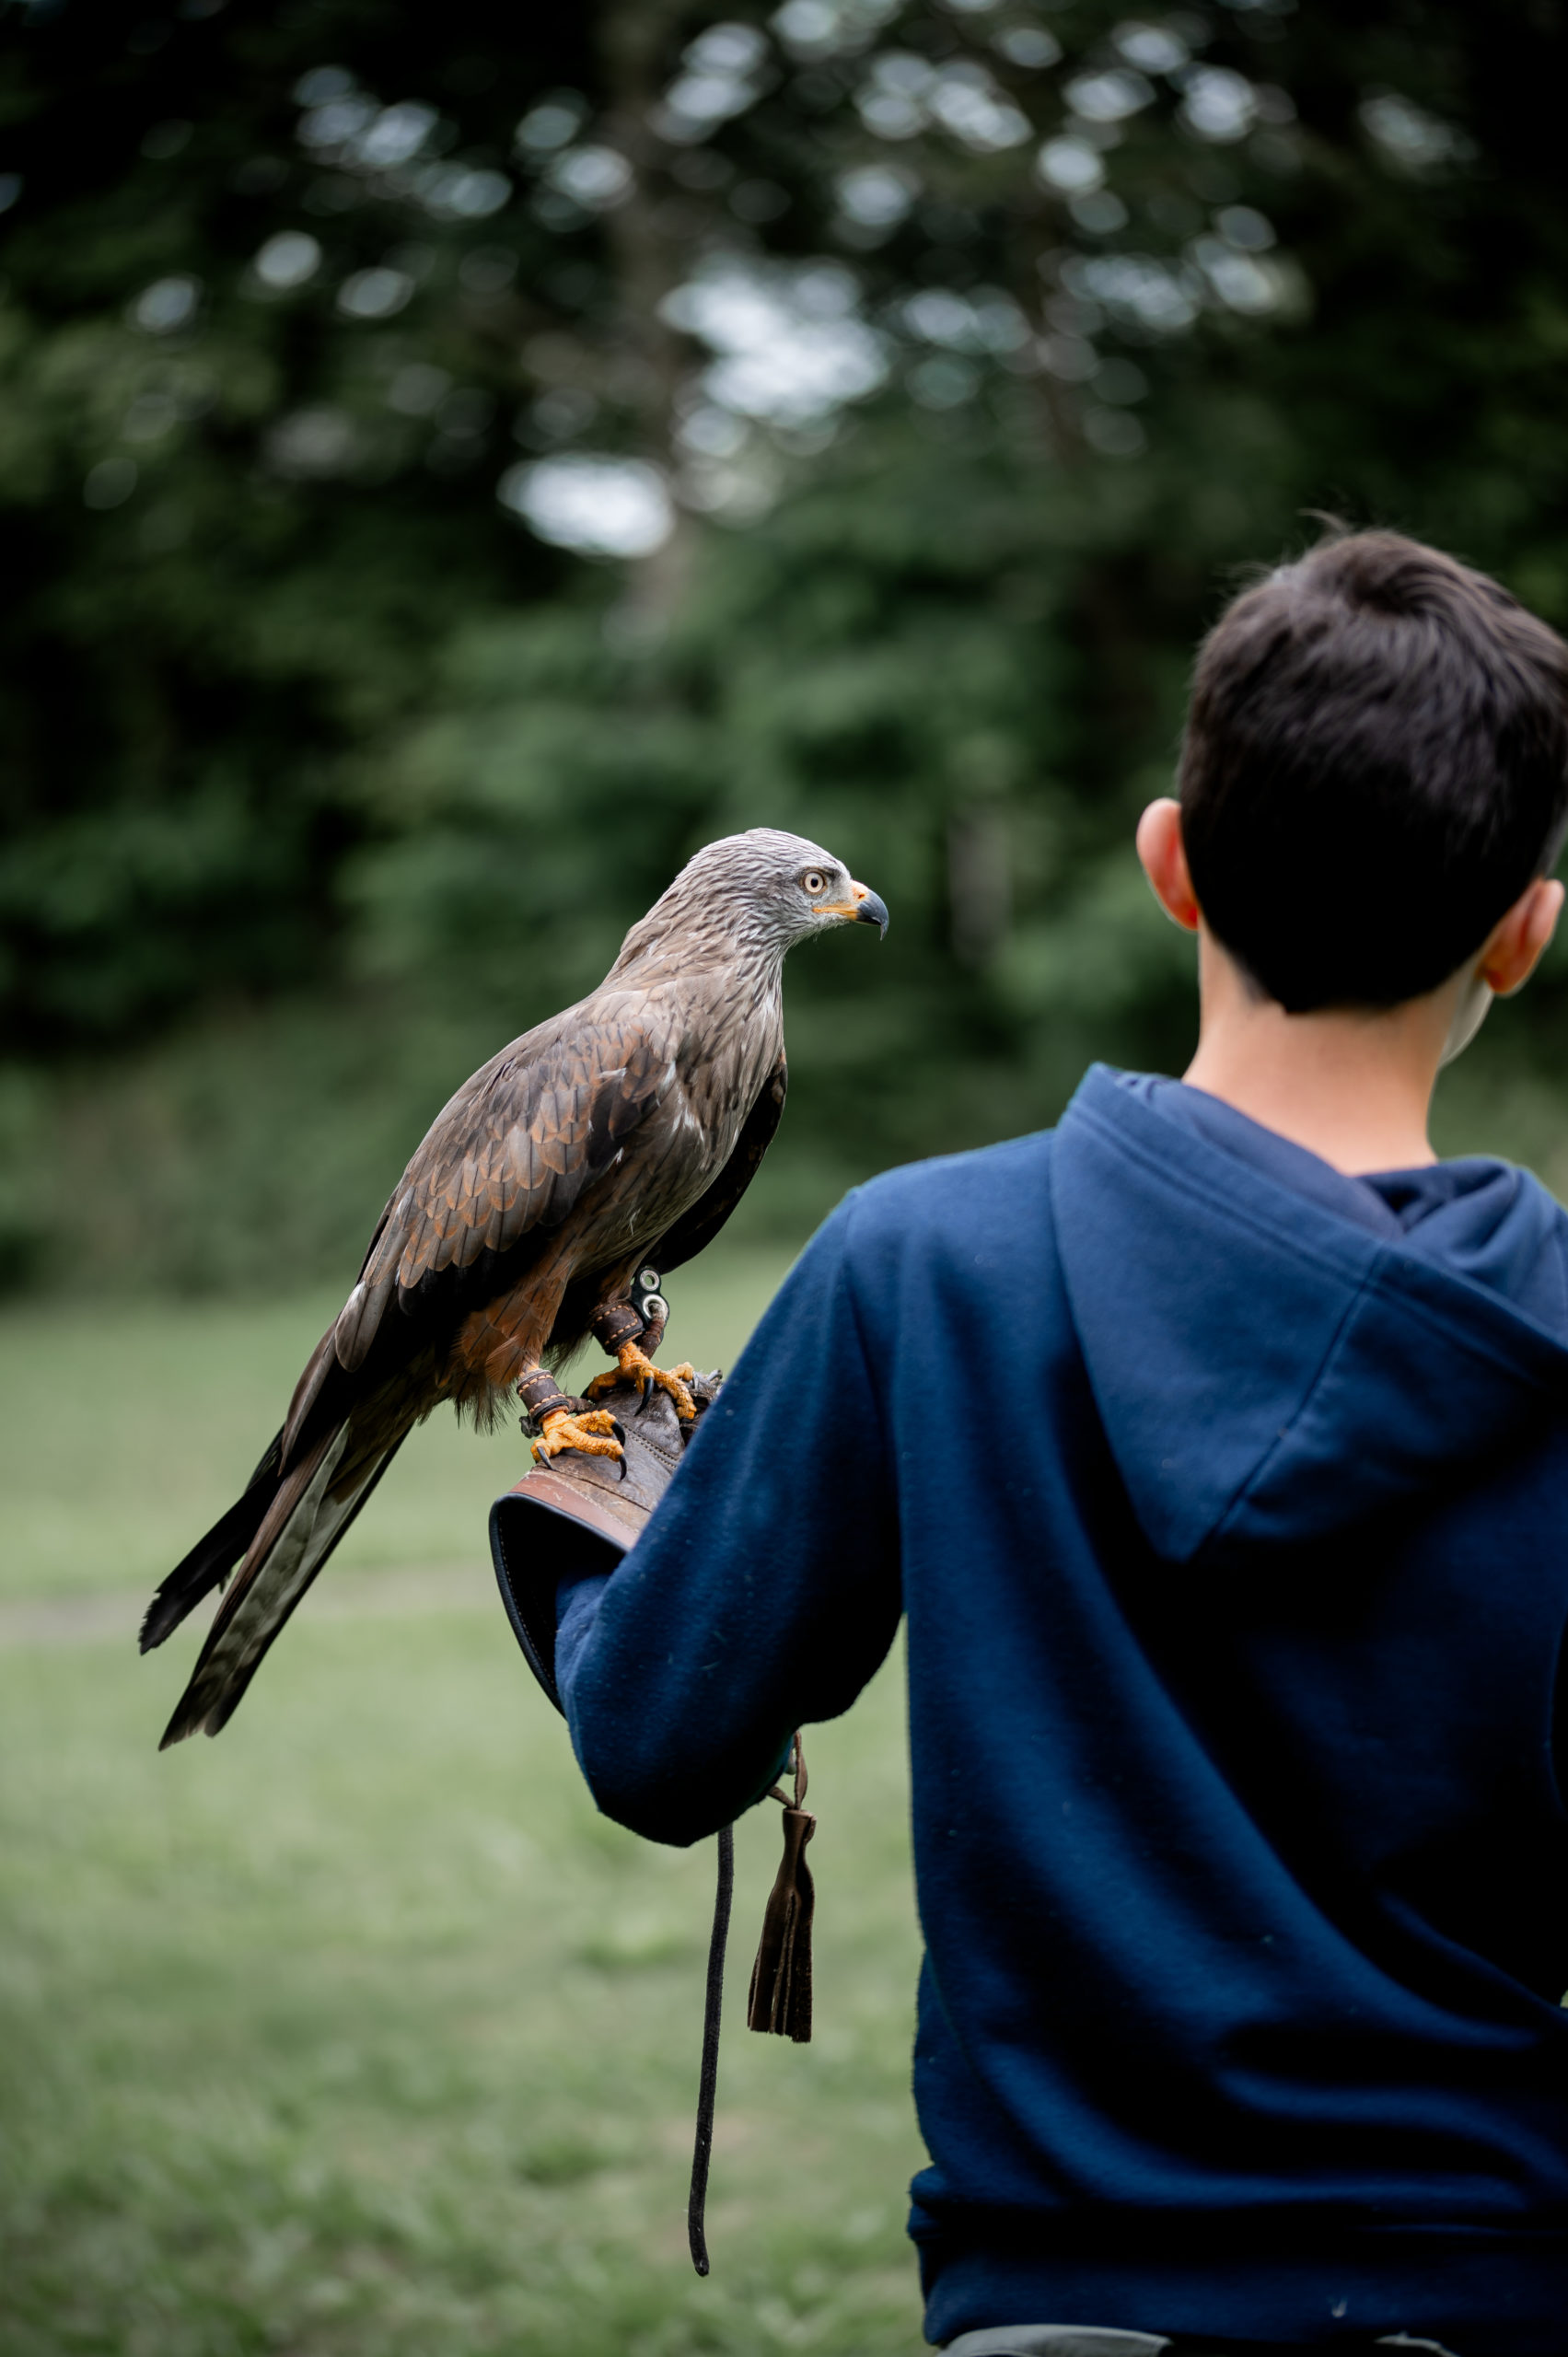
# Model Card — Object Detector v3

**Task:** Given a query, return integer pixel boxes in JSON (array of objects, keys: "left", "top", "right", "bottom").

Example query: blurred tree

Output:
[{"left": 2, "top": 0, "right": 1566, "bottom": 1286}]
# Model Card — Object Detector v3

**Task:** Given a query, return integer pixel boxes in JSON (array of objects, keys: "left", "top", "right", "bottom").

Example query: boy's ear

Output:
[
  {"left": 1136, "top": 797, "right": 1201, "bottom": 932},
  {"left": 1479, "top": 877, "right": 1564, "bottom": 998}
]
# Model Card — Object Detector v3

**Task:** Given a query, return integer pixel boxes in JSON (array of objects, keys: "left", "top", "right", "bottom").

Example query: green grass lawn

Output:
[{"left": 0, "top": 1248, "right": 930, "bottom": 2356}]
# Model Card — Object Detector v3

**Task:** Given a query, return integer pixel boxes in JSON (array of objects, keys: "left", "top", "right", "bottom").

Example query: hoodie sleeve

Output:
[{"left": 555, "top": 1195, "right": 903, "bottom": 1846}]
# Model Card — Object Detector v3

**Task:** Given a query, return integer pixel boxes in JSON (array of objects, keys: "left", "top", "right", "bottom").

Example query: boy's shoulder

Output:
[{"left": 838, "top": 1129, "right": 1056, "bottom": 1266}]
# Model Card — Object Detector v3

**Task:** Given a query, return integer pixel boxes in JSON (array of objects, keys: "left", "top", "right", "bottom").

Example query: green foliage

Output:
[{"left": 5, "top": 1, "right": 1568, "bottom": 1289}]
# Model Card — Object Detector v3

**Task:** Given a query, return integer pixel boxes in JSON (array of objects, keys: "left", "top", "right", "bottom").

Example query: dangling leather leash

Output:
[
  {"left": 688, "top": 1820, "right": 733, "bottom": 2276},
  {"left": 684, "top": 1731, "right": 817, "bottom": 2275}
]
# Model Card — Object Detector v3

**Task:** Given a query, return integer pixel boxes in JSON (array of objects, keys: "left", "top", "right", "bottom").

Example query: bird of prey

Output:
[{"left": 143, "top": 829, "right": 887, "bottom": 1749}]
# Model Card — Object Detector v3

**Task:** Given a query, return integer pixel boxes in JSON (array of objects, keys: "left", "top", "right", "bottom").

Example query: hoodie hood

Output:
[{"left": 1050, "top": 1064, "right": 1568, "bottom": 1564}]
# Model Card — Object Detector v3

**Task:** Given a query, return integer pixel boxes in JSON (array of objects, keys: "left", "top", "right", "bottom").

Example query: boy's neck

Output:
[{"left": 1181, "top": 929, "right": 1455, "bottom": 1176}]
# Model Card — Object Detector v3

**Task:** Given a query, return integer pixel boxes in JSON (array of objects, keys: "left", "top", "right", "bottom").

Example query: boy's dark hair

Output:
[{"left": 1179, "top": 528, "right": 1568, "bottom": 1012}]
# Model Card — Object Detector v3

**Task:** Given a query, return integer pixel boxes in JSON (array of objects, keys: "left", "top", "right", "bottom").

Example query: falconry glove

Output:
[{"left": 491, "top": 1364, "right": 724, "bottom": 1708}]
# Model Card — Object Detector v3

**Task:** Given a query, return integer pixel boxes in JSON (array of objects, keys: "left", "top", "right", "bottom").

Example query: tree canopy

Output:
[{"left": 4, "top": 0, "right": 1567, "bottom": 1287}]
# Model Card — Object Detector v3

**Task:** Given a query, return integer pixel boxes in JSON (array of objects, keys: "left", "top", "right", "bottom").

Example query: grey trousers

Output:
[{"left": 941, "top": 2329, "right": 1464, "bottom": 2357}]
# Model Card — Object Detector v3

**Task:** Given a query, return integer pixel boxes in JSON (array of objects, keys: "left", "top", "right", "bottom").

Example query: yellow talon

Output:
[
  {"left": 585, "top": 1341, "right": 697, "bottom": 1422},
  {"left": 532, "top": 1406, "right": 624, "bottom": 1464}
]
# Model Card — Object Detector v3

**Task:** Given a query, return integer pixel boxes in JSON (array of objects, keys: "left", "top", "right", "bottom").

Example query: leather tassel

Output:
[{"left": 747, "top": 1734, "right": 816, "bottom": 2043}]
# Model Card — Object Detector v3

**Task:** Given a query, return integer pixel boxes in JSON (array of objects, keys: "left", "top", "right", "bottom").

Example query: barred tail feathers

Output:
[
  {"left": 140, "top": 1435, "right": 285, "bottom": 1654},
  {"left": 157, "top": 1427, "right": 404, "bottom": 1748}
]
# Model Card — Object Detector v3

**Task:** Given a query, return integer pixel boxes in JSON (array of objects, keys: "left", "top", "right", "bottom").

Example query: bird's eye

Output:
[{"left": 802, "top": 871, "right": 826, "bottom": 896}]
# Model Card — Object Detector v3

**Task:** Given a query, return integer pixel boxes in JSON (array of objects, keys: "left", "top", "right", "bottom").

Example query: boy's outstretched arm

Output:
[{"left": 554, "top": 1199, "right": 903, "bottom": 1848}]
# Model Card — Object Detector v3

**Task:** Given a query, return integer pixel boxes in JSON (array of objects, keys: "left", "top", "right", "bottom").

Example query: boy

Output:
[{"left": 550, "top": 532, "right": 1568, "bottom": 2355}]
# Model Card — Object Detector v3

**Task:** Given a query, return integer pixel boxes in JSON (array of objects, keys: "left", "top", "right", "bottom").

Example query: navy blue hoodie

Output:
[{"left": 555, "top": 1064, "right": 1568, "bottom": 2353}]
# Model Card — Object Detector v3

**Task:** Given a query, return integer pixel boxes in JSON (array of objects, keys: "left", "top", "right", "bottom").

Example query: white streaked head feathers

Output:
[{"left": 609, "top": 828, "right": 865, "bottom": 974}]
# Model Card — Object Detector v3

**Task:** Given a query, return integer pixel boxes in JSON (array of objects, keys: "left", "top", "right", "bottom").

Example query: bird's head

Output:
[
  {"left": 610, "top": 830, "right": 888, "bottom": 981},
  {"left": 668, "top": 828, "right": 889, "bottom": 959}
]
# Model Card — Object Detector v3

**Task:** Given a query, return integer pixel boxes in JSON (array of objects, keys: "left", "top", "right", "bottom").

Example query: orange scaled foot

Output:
[
  {"left": 586, "top": 1343, "right": 698, "bottom": 1422},
  {"left": 531, "top": 1406, "right": 624, "bottom": 1465}
]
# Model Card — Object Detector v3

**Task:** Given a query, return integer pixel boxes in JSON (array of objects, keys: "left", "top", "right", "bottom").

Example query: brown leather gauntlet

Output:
[{"left": 491, "top": 1369, "right": 721, "bottom": 1709}]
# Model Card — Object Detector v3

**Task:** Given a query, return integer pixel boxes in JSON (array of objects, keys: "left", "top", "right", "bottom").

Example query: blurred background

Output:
[
  {"left": 4, "top": 3, "right": 1568, "bottom": 2352},
  {"left": 6, "top": 0, "right": 1568, "bottom": 1293}
]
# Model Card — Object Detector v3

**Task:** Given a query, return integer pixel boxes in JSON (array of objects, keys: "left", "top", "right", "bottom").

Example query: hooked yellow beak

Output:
[{"left": 819, "top": 880, "right": 889, "bottom": 935}]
